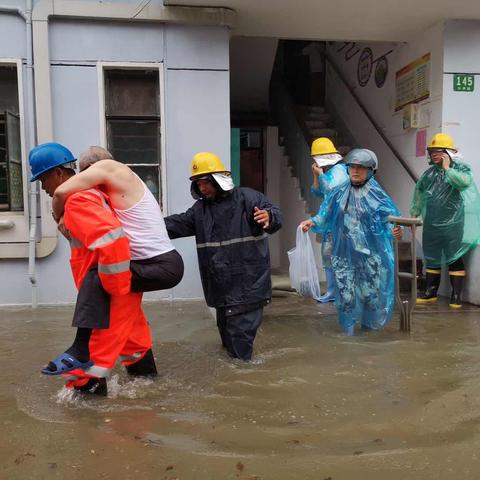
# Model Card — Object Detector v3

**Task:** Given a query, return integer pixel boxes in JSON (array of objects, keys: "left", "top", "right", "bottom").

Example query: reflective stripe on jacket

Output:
[
  {"left": 64, "top": 188, "right": 131, "bottom": 296},
  {"left": 165, "top": 187, "right": 282, "bottom": 308}
]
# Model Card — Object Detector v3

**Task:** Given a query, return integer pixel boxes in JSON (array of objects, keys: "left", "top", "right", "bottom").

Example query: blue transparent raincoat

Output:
[
  {"left": 410, "top": 162, "right": 480, "bottom": 267},
  {"left": 311, "top": 178, "right": 400, "bottom": 332},
  {"left": 311, "top": 163, "right": 350, "bottom": 198},
  {"left": 311, "top": 163, "right": 350, "bottom": 267}
]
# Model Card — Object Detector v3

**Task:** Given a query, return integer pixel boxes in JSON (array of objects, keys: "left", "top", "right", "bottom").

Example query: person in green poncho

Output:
[{"left": 411, "top": 133, "right": 480, "bottom": 308}]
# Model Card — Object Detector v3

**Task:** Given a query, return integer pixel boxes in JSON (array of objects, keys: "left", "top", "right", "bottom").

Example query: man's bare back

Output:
[{"left": 52, "top": 155, "right": 145, "bottom": 221}]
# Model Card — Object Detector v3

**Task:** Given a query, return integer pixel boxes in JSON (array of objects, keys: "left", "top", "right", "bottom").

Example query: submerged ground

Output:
[{"left": 1, "top": 293, "right": 480, "bottom": 479}]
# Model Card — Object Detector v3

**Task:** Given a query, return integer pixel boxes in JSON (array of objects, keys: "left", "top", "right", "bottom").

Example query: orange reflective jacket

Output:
[{"left": 64, "top": 188, "right": 131, "bottom": 296}]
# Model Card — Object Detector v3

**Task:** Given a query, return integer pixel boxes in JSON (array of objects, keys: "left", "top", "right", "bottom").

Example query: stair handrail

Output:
[
  {"left": 270, "top": 71, "right": 313, "bottom": 144},
  {"left": 270, "top": 71, "right": 321, "bottom": 214},
  {"left": 388, "top": 215, "right": 423, "bottom": 332},
  {"left": 324, "top": 52, "right": 418, "bottom": 183}
]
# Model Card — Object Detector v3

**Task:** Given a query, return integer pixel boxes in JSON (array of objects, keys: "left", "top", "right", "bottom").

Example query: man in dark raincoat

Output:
[
  {"left": 164, "top": 152, "right": 282, "bottom": 360},
  {"left": 301, "top": 149, "right": 401, "bottom": 335},
  {"left": 411, "top": 133, "right": 480, "bottom": 308}
]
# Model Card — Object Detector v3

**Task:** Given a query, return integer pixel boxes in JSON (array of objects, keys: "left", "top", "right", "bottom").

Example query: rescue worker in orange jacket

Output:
[
  {"left": 28, "top": 143, "right": 154, "bottom": 395},
  {"left": 43, "top": 146, "right": 183, "bottom": 373}
]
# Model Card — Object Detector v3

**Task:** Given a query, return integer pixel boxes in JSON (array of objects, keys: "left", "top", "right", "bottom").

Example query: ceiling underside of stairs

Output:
[{"left": 163, "top": 0, "right": 480, "bottom": 41}]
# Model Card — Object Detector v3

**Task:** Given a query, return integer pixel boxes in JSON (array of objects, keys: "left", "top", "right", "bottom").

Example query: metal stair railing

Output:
[
  {"left": 270, "top": 72, "right": 321, "bottom": 215},
  {"left": 324, "top": 52, "right": 418, "bottom": 183},
  {"left": 387, "top": 215, "right": 423, "bottom": 332}
]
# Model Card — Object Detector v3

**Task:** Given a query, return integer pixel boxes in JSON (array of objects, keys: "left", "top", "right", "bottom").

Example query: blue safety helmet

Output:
[
  {"left": 344, "top": 148, "right": 378, "bottom": 171},
  {"left": 29, "top": 142, "right": 76, "bottom": 182}
]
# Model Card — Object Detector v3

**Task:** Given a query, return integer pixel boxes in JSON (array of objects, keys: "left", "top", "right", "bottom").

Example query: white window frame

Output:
[
  {"left": 97, "top": 61, "right": 167, "bottom": 213},
  {"left": 0, "top": 58, "right": 30, "bottom": 257}
]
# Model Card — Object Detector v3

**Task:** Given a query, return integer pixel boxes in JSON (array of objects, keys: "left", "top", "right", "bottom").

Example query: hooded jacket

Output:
[
  {"left": 165, "top": 187, "right": 282, "bottom": 308},
  {"left": 310, "top": 177, "right": 399, "bottom": 330},
  {"left": 410, "top": 161, "right": 480, "bottom": 267}
]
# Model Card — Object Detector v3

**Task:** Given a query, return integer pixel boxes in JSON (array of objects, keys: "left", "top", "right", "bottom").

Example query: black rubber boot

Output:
[
  {"left": 417, "top": 271, "right": 441, "bottom": 304},
  {"left": 449, "top": 274, "right": 465, "bottom": 308},
  {"left": 126, "top": 349, "right": 158, "bottom": 377},
  {"left": 74, "top": 377, "right": 108, "bottom": 396}
]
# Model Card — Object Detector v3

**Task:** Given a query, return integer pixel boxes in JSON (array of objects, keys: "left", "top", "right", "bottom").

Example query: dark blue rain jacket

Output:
[{"left": 165, "top": 187, "right": 282, "bottom": 308}]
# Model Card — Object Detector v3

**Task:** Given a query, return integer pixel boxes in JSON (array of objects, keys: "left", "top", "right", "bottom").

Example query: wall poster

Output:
[
  {"left": 416, "top": 129, "right": 427, "bottom": 157},
  {"left": 395, "top": 53, "right": 431, "bottom": 111}
]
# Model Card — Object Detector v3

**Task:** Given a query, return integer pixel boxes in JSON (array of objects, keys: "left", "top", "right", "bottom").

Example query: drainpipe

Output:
[
  {"left": 25, "top": 0, "right": 38, "bottom": 308},
  {"left": 0, "top": 5, "right": 26, "bottom": 20}
]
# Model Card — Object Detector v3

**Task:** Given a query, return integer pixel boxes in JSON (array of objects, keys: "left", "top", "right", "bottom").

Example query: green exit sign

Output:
[{"left": 454, "top": 74, "right": 475, "bottom": 92}]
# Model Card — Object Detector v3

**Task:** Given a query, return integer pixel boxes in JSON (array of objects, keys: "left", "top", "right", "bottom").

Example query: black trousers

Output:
[
  {"left": 72, "top": 249, "right": 184, "bottom": 329},
  {"left": 215, "top": 303, "right": 264, "bottom": 361},
  {"left": 426, "top": 256, "right": 465, "bottom": 272},
  {"left": 130, "top": 250, "right": 184, "bottom": 292}
]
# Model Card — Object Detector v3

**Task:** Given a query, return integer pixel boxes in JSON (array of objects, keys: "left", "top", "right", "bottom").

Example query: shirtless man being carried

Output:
[{"left": 44, "top": 146, "right": 184, "bottom": 375}]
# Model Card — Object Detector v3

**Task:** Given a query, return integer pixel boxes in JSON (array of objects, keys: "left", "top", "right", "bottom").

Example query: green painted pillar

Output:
[{"left": 230, "top": 128, "right": 240, "bottom": 186}]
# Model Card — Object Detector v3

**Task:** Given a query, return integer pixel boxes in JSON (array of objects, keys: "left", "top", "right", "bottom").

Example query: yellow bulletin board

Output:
[{"left": 395, "top": 53, "right": 431, "bottom": 112}]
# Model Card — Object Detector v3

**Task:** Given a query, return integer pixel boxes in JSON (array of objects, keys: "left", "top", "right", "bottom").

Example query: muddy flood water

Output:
[{"left": 2, "top": 294, "right": 480, "bottom": 479}]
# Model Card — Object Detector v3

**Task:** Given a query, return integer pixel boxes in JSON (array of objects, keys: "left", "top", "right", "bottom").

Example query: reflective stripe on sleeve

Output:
[
  {"left": 197, "top": 232, "right": 268, "bottom": 249},
  {"left": 98, "top": 259, "right": 130, "bottom": 275},
  {"left": 87, "top": 227, "right": 125, "bottom": 250},
  {"left": 85, "top": 188, "right": 112, "bottom": 212},
  {"left": 119, "top": 352, "right": 143, "bottom": 363},
  {"left": 69, "top": 236, "right": 83, "bottom": 249}
]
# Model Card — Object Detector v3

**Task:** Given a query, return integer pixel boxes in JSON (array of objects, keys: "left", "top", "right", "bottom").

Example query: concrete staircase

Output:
[
  {"left": 265, "top": 126, "right": 323, "bottom": 273},
  {"left": 297, "top": 105, "right": 352, "bottom": 156}
]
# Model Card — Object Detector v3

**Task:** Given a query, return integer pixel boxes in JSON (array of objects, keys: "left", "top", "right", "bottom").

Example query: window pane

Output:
[
  {"left": 0, "top": 118, "right": 7, "bottom": 210},
  {"left": 0, "top": 64, "right": 22, "bottom": 212},
  {"left": 240, "top": 129, "right": 262, "bottom": 149},
  {"left": 107, "top": 119, "right": 160, "bottom": 165},
  {"left": 130, "top": 165, "right": 161, "bottom": 205},
  {"left": 0, "top": 164, "right": 8, "bottom": 210},
  {"left": 0, "top": 66, "right": 19, "bottom": 115},
  {"left": 6, "top": 111, "right": 23, "bottom": 211},
  {"left": 105, "top": 70, "right": 159, "bottom": 117},
  {"left": 104, "top": 68, "right": 162, "bottom": 208}
]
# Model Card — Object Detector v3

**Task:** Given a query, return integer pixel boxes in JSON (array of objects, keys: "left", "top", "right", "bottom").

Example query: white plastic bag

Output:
[{"left": 287, "top": 226, "right": 322, "bottom": 301}]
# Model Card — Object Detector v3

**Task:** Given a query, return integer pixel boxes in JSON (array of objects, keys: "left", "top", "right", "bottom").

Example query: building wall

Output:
[
  {"left": 326, "top": 22, "right": 445, "bottom": 217},
  {"left": 443, "top": 20, "right": 480, "bottom": 303},
  {"left": 230, "top": 36, "right": 278, "bottom": 114},
  {"left": 0, "top": 12, "right": 25, "bottom": 58},
  {"left": 0, "top": 15, "right": 231, "bottom": 305},
  {"left": 164, "top": 30, "right": 230, "bottom": 301}
]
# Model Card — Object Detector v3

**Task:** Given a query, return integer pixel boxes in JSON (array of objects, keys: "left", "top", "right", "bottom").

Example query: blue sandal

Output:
[{"left": 41, "top": 353, "right": 94, "bottom": 376}]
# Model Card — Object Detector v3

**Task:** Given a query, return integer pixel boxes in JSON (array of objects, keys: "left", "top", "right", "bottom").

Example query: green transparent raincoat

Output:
[{"left": 410, "top": 161, "right": 480, "bottom": 267}]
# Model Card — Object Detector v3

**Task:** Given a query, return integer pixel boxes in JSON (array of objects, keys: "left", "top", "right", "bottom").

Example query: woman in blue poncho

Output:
[{"left": 301, "top": 149, "right": 402, "bottom": 335}]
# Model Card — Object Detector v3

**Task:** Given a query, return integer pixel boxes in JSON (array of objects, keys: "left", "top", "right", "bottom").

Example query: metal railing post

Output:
[{"left": 387, "top": 216, "right": 423, "bottom": 332}]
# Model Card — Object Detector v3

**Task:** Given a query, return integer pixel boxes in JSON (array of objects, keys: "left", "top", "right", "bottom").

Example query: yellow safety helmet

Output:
[
  {"left": 190, "top": 152, "right": 228, "bottom": 180},
  {"left": 311, "top": 137, "right": 338, "bottom": 157},
  {"left": 427, "top": 133, "right": 456, "bottom": 151}
]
